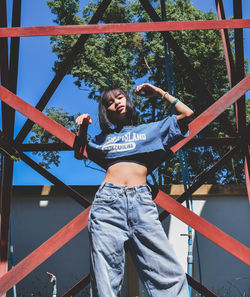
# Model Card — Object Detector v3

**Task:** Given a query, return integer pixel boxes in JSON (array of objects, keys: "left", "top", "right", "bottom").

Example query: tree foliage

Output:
[{"left": 29, "top": 0, "right": 248, "bottom": 185}]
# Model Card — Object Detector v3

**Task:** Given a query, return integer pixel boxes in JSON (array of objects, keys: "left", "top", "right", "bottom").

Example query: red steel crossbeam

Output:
[
  {"left": 0, "top": 86, "right": 75, "bottom": 148},
  {"left": 0, "top": 19, "right": 250, "bottom": 37},
  {"left": 171, "top": 74, "right": 250, "bottom": 153}
]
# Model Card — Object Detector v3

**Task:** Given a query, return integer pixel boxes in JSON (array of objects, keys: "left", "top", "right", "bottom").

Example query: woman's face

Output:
[{"left": 106, "top": 90, "right": 127, "bottom": 123}]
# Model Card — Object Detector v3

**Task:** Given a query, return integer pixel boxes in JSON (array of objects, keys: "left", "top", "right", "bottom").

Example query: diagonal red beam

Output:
[
  {"left": 0, "top": 86, "right": 76, "bottom": 148},
  {"left": 171, "top": 75, "right": 250, "bottom": 153},
  {"left": 0, "top": 206, "right": 91, "bottom": 296},
  {"left": 0, "top": 19, "right": 250, "bottom": 37},
  {"left": 154, "top": 191, "right": 250, "bottom": 265}
]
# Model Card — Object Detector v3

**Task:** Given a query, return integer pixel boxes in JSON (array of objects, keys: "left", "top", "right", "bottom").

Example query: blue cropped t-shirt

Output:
[{"left": 86, "top": 115, "right": 188, "bottom": 172}]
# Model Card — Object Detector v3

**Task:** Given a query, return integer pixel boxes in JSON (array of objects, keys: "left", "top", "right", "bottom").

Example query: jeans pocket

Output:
[
  {"left": 136, "top": 191, "right": 155, "bottom": 205},
  {"left": 93, "top": 190, "right": 119, "bottom": 205}
]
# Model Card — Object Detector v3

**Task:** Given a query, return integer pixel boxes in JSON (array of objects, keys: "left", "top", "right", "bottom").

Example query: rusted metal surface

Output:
[
  {"left": 14, "top": 0, "right": 112, "bottom": 145},
  {"left": 154, "top": 190, "right": 250, "bottom": 265},
  {"left": 171, "top": 75, "right": 250, "bottom": 153},
  {"left": 0, "top": 206, "right": 91, "bottom": 296},
  {"left": 0, "top": 19, "right": 249, "bottom": 37}
]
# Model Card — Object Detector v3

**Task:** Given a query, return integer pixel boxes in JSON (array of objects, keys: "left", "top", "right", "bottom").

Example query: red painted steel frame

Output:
[
  {"left": 0, "top": 1, "right": 249, "bottom": 295},
  {"left": 0, "top": 19, "right": 250, "bottom": 37}
]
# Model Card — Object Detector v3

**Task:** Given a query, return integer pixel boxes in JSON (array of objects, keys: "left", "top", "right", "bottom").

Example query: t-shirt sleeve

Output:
[{"left": 158, "top": 115, "right": 189, "bottom": 150}]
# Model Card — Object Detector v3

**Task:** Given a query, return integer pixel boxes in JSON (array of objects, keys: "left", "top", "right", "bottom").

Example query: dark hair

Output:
[{"left": 98, "top": 88, "right": 138, "bottom": 133}]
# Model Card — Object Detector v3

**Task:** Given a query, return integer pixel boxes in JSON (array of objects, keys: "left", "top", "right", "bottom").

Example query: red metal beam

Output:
[
  {"left": 154, "top": 191, "right": 250, "bottom": 265},
  {"left": 0, "top": 19, "right": 249, "bottom": 37},
  {"left": 14, "top": 0, "right": 112, "bottom": 145},
  {"left": 171, "top": 75, "right": 250, "bottom": 153},
  {"left": 0, "top": 86, "right": 76, "bottom": 148},
  {"left": 0, "top": 206, "right": 91, "bottom": 296}
]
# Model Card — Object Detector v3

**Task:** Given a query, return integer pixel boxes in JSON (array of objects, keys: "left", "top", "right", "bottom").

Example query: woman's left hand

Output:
[{"left": 135, "top": 83, "right": 164, "bottom": 98}]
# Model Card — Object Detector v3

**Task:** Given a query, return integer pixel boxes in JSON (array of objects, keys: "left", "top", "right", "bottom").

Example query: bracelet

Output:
[
  {"left": 162, "top": 91, "right": 169, "bottom": 100},
  {"left": 171, "top": 98, "right": 179, "bottom": 106}
]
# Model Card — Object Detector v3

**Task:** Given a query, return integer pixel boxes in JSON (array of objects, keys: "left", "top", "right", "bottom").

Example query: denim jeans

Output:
[{"left": 88, "top": 182, "right": 189, "bottom": 297}]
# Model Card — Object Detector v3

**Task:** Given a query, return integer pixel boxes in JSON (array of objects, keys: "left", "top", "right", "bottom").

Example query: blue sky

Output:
[{"left": 2, "top": 0, "right": 249, "bottom": 185}]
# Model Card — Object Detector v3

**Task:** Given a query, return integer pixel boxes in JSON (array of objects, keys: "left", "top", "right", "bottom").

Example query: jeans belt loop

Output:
[{"left": 146, "top": 184, "right": 152, "bottom": 192}]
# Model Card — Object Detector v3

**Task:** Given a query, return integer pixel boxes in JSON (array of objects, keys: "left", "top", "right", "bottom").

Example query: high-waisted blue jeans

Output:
[{"left": 88, "top": 182, "right": 189, "bottom": 297}]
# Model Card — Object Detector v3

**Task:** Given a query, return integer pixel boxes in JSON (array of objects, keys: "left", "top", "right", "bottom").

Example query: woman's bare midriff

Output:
[{"left": 103, "top": 162, "right": 147, "bottom": 187}]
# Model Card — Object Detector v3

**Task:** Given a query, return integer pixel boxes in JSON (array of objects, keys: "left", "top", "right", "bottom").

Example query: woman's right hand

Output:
[{"left": 75, "top": 114, "right": 92, "bottom": 125}]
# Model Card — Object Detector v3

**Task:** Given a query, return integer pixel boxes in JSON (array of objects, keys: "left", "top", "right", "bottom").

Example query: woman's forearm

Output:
[{"left": 162, "top": 91, "right": 194, "bottom": 120}]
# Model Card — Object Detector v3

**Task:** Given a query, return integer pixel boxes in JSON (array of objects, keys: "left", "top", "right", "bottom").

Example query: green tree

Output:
[{"left": 29, "top": 0, "right": 247, "bottom": 186}]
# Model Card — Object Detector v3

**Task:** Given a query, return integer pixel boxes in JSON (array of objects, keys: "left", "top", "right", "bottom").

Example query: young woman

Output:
[{"left": 75, "top": 83, "right": 194, "bottom": 297}]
